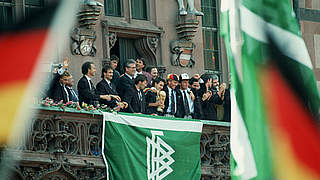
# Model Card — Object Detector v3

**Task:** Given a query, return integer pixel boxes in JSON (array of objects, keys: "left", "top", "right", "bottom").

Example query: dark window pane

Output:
[
  {"left": 105, "top": 0, "right": 121, "bottom": 17},
  {"left": 0, "top": 6, "right": 13, "bottom": 26},
  {"left": 202, "top": 7, "right": 217, "bottom": 27},
  {"left": 202, "top": 29, "right": 219, "bottom": 70},
  {"left": 132, "top": 0, "right": 147, "bottom": 20},
  {"left": 0, "top": 0, "right": 11, "bottom": 2},
  {"left": 201, "top": 0, "right": 220, "bottom": 71},
  {"left": 25, "top": 0, "right": 42, "bottom": 6},
  {"left": 25, "top": 0, "right": 44, "bottom": 18}
]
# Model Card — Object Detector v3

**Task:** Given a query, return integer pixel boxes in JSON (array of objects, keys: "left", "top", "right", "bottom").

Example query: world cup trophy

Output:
[{"left": 157, "top": 91, "right": 166, "bottom": 112}]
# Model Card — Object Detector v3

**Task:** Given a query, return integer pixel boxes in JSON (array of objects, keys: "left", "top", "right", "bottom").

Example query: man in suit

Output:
[
  {"left": 134, "top": 57, "right": 152, "bottom": 86},
  {"left": 117, "top": 59, "right": 136, "bottom": 99},
  {"left": 122, "top": 74, "right": 147, "bottom": 114},
  {"left": 109, "top": 55, "right": 121, "bottom": 88},
  {"left": 96, "top": 65, "right": 127, "bottom": 109},
  {"left": 77, "top": 61, "right": 111, "bottom": 106},
  {"left": 163, "top": 73, "right": 179, "bottom": 117},
  {"left": 66, "top": 75, "right": 79, "bottom": 102},
  {"left": 51, "top": 71, "right": 71, "bottom": 103},
  {"left": 175, "top": 73, "right": 195, "bottom": 118}
]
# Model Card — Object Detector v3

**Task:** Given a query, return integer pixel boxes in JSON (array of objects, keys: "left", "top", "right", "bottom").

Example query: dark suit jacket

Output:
[
  {"left": 117, "top": 74, "right": 134, "bottom": 99},
  {"left": 191, "top": 88, "right": 203, "bottom": 119},
  {"left": 52, "top": 83, "right": 68, "bottom": 103},
  {"left": 145, "top": 90, "right": 158, "bottom": 115},
  {"left": 122, "top": 87, "right": 146, "bottom": 113},
  {"left": 201, "top": 90, "right": 224, "bottom": 120},
  {"left": 111, "top": 70, "right": 120, "bottom": 88},
  {"left": 175, "top": 89, "right": 186, "bottom": 118},
  {"left": 77, "top": 76, "right": 100, "bottom": 106},
  {"left": 96, "top": 79, "right": 118, "bottom": 108}
]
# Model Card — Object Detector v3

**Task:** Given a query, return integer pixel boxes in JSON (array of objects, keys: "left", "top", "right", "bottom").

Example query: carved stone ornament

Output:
[
  {"left": 78, "top": 1, "right": 102, "bottom": 29},
  {"left": 135, "top": 36, "right": 159, "bottom": 66},
  {"left": 176, "top": 14, "right": 200, "bottom": 41},
  {"left": 170, "top": 40, "right": 195, "bottom": 67},
  {"left": 108, "top": 32, "right": 117, "bottom": 50},
  {"left": 71, "top": 28, "right": 97, "bottom": 56}
]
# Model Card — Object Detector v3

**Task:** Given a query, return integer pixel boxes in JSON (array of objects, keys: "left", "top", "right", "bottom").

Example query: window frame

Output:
[
  {"left": 105, "top": 0, "right": 123, "bottom": 17},
  {"left": 131, "top": 0, "right": 149, "bottom": 20},
  {"left": 0, "top": 1, "right": 15, "bottom": 26},
  {"left": 201, "top": 0, "right": 221, "bottom": 72}
]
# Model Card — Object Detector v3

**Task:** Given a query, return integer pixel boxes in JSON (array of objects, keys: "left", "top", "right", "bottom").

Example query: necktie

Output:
[
  {"left": 71, "top": 89, "right": 78, "bottom": 102},
  {"left": 138, "top": 90, "right": 142, "bottom": 101},
  {"left": 66, "top": 88, "right": 72, "bottom": 102},
  {"left": 109, "top": 82, "right": 113, "bottom": 90},
  {"left": 138, "top": 90, "right": 143, "bottom": 112},
  {"left": 63, "top": 86, "right": 70, "bottom": 102},
  {"left": 89, "top": 80, "right": 93, "bottom": 91},
  {"left": 183, "top": 90, "right": 190, "bottom": 115},
  {"left": 171, "top": 90, "right": 175, "bottom": 115}
]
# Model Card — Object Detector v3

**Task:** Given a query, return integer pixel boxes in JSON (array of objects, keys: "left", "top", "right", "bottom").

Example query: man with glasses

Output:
[{"left": 117, "top": 59, "right": 136, "bottom": 99}]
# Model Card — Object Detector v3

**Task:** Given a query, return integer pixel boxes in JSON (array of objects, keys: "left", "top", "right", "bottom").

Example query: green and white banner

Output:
[{"left": 102, "top": 112, "right": 203, "bottom": 180}]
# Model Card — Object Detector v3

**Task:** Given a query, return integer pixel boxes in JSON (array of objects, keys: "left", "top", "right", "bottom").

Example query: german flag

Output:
[
  {"left": 260, "top": 40, "right": 320, "bottom": 180},
  {"left": 0, "top": 1, "right": 79, "bottom": 145}
]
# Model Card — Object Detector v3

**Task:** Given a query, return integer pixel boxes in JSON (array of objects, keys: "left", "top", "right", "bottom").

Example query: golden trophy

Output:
[{"left": 157, "top": 91, "right": 166, "bottom": 112}]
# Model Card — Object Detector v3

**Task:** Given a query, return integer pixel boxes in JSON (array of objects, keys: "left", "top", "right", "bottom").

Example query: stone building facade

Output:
[{"left": 0, "top": 0, "right": 319, "bottom": 88}]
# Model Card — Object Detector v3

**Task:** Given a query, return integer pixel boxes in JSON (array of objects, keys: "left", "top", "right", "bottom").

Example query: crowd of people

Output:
[{"left": 46, "top": 56, "right": 230, "bottom": 121}]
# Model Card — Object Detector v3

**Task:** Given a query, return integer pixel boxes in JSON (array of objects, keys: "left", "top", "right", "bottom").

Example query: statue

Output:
[
  {"left": 176, "top": 0, "right": 204, "bottom": 16},
  {"left": 157, "top": 91, "right": 166, "bottom": 112}
]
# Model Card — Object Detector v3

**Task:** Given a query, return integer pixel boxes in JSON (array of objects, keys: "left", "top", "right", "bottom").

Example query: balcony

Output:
[{"left": 6, "top": 107, "right": 230, "bottom": 179}]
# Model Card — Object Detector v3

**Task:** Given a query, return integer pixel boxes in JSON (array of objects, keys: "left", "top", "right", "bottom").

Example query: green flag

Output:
[
  {"left": 102, "top": 112, "right": 203, "bottom": 180},
  {"left": 221, "top": 0, "right": 320, "bottom": 179}
]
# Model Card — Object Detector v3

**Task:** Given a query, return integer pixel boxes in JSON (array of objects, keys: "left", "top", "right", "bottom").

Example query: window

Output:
[
  {"left": 201, "top": 0, "right": 220, "bottom": 71},
  {"left": 25, "top": 0, "right": 44, "bottom": 18},
  {"left": 105, "top": 0, "right": 122, "bottom": 17},
  {"left": 131, "top": 0, "right": 148, "bottom": 20},
  {"left": 0, "top": 0, "right": 14, "bottom": 27}
]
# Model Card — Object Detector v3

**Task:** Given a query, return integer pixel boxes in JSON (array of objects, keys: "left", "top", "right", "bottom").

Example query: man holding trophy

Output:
[{"left": 145, "top": 77, "right": 166, "bottom": 115}]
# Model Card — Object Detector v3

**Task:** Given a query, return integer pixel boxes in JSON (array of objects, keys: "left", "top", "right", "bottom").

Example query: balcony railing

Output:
[{"left": 6, "top": 106, "right": 230, "bottom": 179}]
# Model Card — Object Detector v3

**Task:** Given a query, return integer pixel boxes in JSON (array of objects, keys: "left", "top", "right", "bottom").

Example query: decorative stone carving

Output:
[
  {"left": 78, "top": 1, "right": 102, "bottom": 29},
  {"left": 201, "top": 125, "right": 230, "bottom": 179},
  {"left": 135, "top": 37, "right": 159, "bottom": 66},
  {"left": 176, "top": 0, "right": 204, "bottom": 16},
  {"left": 176, "top": 14, "right": 200, "bottom": 41},
  {"left": 148, "top": 37, "right": 159, "bottom": 51},
  {"left": 71, "top": 28, "right": 97, "bottom": 56},
  {"left": 170, "top": 40, "right": 195, "bottom": 67},
  {"left": 70, "top": 1, "right": 102, "bottom": 57},
  {"left": 108, "top": 32, "right": 117, "bottom": 50}
]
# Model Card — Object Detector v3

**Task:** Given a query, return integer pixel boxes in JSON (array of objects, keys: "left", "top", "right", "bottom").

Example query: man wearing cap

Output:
[
  {"left": 175, "top": 73, "right": 195, "bottom": 118},
  {"left": 163, "top": 73, "right": 179, "bottom": 117}
]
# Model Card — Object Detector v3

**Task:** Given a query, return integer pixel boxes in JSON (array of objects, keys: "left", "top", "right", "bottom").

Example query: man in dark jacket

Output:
[
  {"left": 96, "top": 65, "right": 127, "bottom": 109},
  {"left": 77, "top": 61, "right": 111, "bottom": 106},
  {"left": 117, "top": 59, "right": 136, "bottom": 99},
  {"left": 122, "top": 74, "right": 147, "bottom": 113}
]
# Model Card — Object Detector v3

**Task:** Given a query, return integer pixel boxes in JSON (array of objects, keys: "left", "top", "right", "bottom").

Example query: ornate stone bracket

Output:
[
  {"left": 135, "top": 37, "right": 159, "bottom": 66},
  {"left": 108, "top": 32, "right": 117, "bottom": 51},
  {"left": 176, "top": 14, "right": 200, "bottom": 41},
  {"left": 70, "top": 2, "right": 102, "bottom": 57},
  {"left": 170, "top": 40, "right": 195, "bottom": 67}
]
